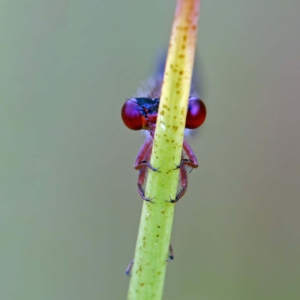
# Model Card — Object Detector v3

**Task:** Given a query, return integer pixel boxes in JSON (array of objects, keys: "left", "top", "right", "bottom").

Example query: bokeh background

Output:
[{"left": 1, "top": 1, "right": 300, "bottom": 299}]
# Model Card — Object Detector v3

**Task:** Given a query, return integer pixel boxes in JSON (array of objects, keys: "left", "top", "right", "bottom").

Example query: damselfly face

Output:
[
  {"left": 121, "top": 59, "right": 206, "bottom": 203},
  {"left": 122, "top": 96, "right": 206, "bottom": 136}
]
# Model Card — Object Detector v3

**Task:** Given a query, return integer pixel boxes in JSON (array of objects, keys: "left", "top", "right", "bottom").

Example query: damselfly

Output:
[{"left": 121, "top": 55, "right": 206, "bottom": 203}]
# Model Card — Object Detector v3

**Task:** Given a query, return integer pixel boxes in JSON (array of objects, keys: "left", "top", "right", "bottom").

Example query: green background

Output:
[{"left": 1, "top": 1, "right": 300, "bottom": 299}]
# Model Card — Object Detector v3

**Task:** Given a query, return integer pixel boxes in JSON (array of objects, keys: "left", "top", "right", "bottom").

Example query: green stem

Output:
[{"left": 127, "top": 1, "right": 200, "bottom": 299}]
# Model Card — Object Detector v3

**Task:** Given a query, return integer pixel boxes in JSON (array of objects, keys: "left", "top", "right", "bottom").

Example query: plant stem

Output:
[{"left": 127, "top": 1, "right": 200, "bottom": 299}]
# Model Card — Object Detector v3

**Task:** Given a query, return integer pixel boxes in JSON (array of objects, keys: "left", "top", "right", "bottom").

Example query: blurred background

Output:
[{"left": 1, "top": 1, "right": 300, "bottom": 299}]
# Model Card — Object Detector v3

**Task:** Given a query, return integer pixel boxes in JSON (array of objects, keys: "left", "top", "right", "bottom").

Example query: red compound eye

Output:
[
  {"left": 121, "top": 99, "right": 143, "bottom": 130},
  {"left": 185, "top": 96, "right": 206, "bottom": 129}
]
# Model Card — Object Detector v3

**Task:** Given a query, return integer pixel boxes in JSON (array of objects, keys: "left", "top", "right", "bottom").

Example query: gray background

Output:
[{"left": 1, "top": 1, "right": 300, "bottom": 299}]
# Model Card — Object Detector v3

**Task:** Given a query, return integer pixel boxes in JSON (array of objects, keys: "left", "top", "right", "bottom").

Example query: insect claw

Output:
[
  {"left": 165, "top": 196, "right": 175, "bottom": 204},
  {"left": 147, "top": 162, "right": 160, "bottom": 172},
  {"left": 138, "top": 184, "right": 155, "bottom": 203},
  {"left": 166, "top": 254, "right": 174, "bottom": 262},
  {"left": 166, "top": 244, "right": 174, "bottom": 262},
  {"left": 125, "top": 259, "right": 134, "bottom": 276},
  {"left": 173, "top": 159, "right": 191, "bottom": 170},
  {"left": 173, "top": 163, "right": 180, "bottom": 170},
  {"left": 146, "top": 197, "right": 155, "bottom": 204}
]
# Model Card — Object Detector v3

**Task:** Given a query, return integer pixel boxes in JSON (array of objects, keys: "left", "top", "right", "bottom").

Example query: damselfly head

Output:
[{"left": 121, "top": 96, "right": 206, "bottom": 132}]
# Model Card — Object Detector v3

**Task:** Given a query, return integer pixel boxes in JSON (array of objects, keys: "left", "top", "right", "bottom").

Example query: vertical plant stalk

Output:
[{"left": 127, "top": 1, "right": 200, "bottom": 299}]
